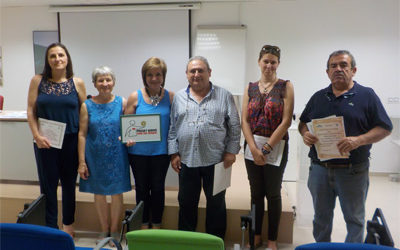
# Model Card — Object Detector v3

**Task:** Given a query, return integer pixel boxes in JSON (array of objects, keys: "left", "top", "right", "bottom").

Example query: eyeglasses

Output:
[{"left": 261, "top": 45, "right": 280, "bottom": 53}]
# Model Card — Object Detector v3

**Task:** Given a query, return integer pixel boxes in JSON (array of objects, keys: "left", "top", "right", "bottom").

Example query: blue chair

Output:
[
  {"left": 296, "top": 208, "right": 398, "bottom": 249},
  {"left": 295, "top": 242, "right": 398, "bottom": 249},
  {"left": 0, "top": 223, "right": 120, "bottom": 250}
]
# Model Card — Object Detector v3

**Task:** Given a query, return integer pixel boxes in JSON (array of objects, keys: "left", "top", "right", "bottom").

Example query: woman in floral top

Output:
[{"left": 241, "top": 45, "right": 294, "bottom": 250}]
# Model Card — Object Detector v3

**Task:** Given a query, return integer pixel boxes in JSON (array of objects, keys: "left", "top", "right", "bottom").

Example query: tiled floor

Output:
[
  {"left": 278, "top": 175, "right": 400, "bottom": 249},
  {"left": 73, "top": 175, "right": 400, "bottom": 249}
]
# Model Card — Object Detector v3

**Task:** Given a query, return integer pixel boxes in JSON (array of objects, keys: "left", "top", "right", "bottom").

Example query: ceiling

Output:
[{"left": 1, "top": 0, "right": 247, "bottom": 7}]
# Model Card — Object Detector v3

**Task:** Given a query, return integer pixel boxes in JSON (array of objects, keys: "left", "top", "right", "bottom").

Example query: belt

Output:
[{"left": 318, "top": 162, "right": 352, "bottom": 169}]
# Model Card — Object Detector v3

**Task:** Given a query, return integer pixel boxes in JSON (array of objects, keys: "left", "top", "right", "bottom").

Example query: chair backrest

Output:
[
  {"left": 0, "top": 223, "right": 76, "bottom": 250},
  {"left": 0, "top": 95, "right": 4, "bottom": 110},
  {"left": 295, "top": 242, "right": 396, "bottom": 249},
  {"left": 126, "top": 229, "right": 224, "bottom": 250},
  {"left": 365, "top": 208, "right": 394, "bottom": 247},
  {"left": 0, "top": 223, "right": 99, "bottom": 250},
  {"left": 17, "top": 194, "right": 46, "bottom": 226},
  {"left": 125, "top": 200, "right": 144, "bottom": 232}
]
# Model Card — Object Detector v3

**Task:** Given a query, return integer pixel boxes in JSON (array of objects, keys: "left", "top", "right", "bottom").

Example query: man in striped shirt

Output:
[{"left": 168, "top": 56, "right": 241, "bottom": 239}]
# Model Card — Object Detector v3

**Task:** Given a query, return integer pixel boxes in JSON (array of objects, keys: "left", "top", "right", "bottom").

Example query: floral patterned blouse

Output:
[{"left": 247, "top": 79, "right": 288, "bottom": 140}]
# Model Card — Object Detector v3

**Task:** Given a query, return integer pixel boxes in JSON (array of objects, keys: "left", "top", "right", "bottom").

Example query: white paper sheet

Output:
[
  {"left": 38, "top": 118, "right": 66, "bottom": 149},
  {"left": 213, "top": 162, "right": 232, "bottom": 196},
  {"left": 244, "top": 135, "right": 285, "bottom": 167}
]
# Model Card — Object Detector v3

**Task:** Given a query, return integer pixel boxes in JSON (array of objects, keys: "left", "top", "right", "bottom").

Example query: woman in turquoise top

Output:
[
  {"left": 125, "top": 57, "right": 174, "bottom": 229},
  {"left": 78, "top": 66, "right": 131, "bottom": 244}
]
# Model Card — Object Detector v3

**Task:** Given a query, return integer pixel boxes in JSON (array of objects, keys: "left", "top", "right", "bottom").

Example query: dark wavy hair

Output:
[{"left": 41, "top": 43, "right": 74, "bottom": 80}]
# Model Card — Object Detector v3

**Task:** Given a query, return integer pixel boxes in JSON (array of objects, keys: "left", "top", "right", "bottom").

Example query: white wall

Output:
[
  {"left": 2, "top": 1, "right": 399, "bottom": 113},
  {"left": 60, "top": 10, "right": 189, "bottom": 97},
  {"left": 192, "top": 0, "right": 399, "bottom": 118},
  {"left": 1, "top": 1, "right": 399, "bottom": 174},
  {"left": 191, "top": 0, "right": 400, "bottom": 173},
  {"left": 244, "top": 0, "right": 399, "bottom": 117},
  {"left": 0, "top": 6, "right": 58, "bottom": 110}
]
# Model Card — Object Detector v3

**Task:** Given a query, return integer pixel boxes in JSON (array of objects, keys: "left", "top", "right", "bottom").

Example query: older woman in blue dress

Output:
[{"left": 78, "top": 66, "right": 131, "bottom": 243}]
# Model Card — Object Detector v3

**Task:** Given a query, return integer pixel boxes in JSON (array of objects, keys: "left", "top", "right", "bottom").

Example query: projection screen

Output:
[{"left": 60, "top": 10, "right": 189, "bottom": 98}]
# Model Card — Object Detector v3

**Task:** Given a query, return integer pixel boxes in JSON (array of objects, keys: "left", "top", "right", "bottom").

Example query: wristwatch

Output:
[
  {"left": 261, "top": 142, "right": 273, "bottom": 155},
  {"left": 261, "top": 147, "right": 270, "bottom": 155}
]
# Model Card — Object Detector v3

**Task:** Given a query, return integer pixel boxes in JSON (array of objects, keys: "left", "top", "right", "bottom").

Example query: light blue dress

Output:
[{"left": 79, "top": 96, "right": 131, "bottom": 195}]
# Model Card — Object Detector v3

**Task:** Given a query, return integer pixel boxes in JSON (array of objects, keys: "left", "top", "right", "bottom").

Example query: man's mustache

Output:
[{"left": 334, "top": 72, "right": 345, "bottom": 77}]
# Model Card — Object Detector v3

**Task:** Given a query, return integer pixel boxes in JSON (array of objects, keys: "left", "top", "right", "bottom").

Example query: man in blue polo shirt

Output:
[{"left": 298, "top": 50, "right": 392, "bottom": 243}]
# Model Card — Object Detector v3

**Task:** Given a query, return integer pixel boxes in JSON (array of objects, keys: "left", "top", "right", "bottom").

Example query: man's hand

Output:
[
  {"left": 171, "top": 153, "right": 181, "bottom": 173},
  {"left": 223, "top": 152, "right": 236, "bottom": 169},
  {"left": 302, "top": 131, "right": 318, "bottom": 147},
  {"left": 337, "top": 136, "right": 361, "bottom": 155}
]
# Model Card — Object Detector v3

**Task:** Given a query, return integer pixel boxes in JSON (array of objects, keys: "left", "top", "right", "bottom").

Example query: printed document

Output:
[
  {"left": 213, "top": 162, "right": 232, "bottom": 196},
  {"left": 38, "top": 118, "right": 66, "bottom": 149},
  {"left": 307, "top": 116, "right": 349, "bottom": 161},
  {"left": 244, "top": 135, "right": 285, "bottom": 167}
]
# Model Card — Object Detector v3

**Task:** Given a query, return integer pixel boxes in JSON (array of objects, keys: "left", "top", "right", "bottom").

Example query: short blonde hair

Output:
[{"left": 141, "top": 57, "right": 167, "bottom": 87}]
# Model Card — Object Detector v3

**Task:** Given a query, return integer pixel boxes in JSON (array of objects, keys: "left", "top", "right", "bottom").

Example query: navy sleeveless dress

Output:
[
  {"left": 34, "top": 77, "right": 80, "bottom": 228},
  {"left": 36, "top": 78, "right": 79, "bottom": 134},
  {"left": 79, "top": 96, "right": 132, "bottom": 195}
]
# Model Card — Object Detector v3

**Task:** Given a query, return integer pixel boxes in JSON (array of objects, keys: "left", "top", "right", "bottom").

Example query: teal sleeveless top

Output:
[{"left": 128, "top": 89, "right": 170, "bottom": 156}]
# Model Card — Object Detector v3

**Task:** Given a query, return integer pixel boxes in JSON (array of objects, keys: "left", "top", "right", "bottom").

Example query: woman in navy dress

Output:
[
  {"left": 78, "top": 66, "right": 131, "bottom": 243},
  {"left": 27, "top": 43, "right": 86, "bottom": 237}
]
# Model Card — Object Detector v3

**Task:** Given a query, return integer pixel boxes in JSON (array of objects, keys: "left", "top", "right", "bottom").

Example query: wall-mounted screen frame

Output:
[{"left": 33, "top": 31, "right": 59, "bottom": 74}]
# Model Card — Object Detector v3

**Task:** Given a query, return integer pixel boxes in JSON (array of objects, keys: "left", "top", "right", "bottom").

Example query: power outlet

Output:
[{"left": 388, "top": 97, "right": 400, "bottom": 104}]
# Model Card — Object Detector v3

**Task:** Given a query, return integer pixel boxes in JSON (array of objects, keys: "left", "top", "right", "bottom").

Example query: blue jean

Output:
[
  {"left": 307, "top": 161, "right": 369, "bottom": 243},
  {"left": 178, "top": 164, "right": 227, "bottom": 239}
]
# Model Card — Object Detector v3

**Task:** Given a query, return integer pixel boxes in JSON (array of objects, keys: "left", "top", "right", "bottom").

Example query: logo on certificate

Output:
[{"left": 125, "top": 120, "right": 144, "bottom": 137}]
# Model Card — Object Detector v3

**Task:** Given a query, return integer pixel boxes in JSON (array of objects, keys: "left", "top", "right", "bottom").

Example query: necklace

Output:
[
  {"left": 146, "top": 87, "right": 162, "bottom": 106},
  {"left": 260, "top": 78, "right": 277, "bottom": 95}
]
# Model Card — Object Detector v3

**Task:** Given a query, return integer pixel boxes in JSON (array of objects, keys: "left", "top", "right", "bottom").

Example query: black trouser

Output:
[
  {"left": 244, "top": 141, "right": 288, "bottom": 240},
  {"left": 178, "top": 163, "right": 226, "bottom": 239},
  {"left": 34, "top": 134, "right": 78, "bottom": 228},
  {"left": 129, "top": 154, "right": 170, "bottom": 225}
]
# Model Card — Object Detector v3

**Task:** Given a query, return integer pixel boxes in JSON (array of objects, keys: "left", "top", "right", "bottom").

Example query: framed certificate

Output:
[
  {"left": 120, "top": 114, "right": 161, "bottom": 143},
  {"left": 312, "top": 116, "right": 349, "bottom": 160},
  {"left": 307, "top": 116, "right": 349, "bottom": 161}
]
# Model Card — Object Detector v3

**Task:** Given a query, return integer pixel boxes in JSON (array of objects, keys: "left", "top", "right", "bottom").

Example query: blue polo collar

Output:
[{"left": 324, "top": 81, "right": 358, "bottom": 101}]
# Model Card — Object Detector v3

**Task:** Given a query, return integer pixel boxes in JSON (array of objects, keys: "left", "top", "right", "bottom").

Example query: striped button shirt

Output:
[{"left": 168, "top": 83, "right": 241, "bottom": 168}]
